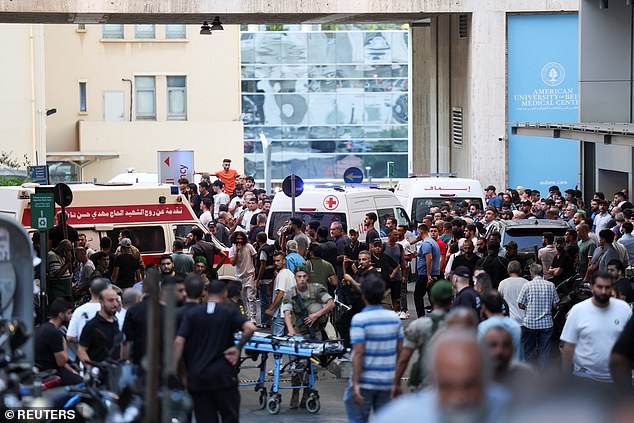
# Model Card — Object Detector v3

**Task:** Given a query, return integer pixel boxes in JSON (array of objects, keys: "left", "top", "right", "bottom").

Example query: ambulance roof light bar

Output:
[{"left": 408, "top": 173, "right": 457, "bottom": 178}]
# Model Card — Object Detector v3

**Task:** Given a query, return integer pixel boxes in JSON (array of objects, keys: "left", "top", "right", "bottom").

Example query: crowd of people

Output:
[{"left": 30, "top": 171, "right": 634, "bottom": 422}]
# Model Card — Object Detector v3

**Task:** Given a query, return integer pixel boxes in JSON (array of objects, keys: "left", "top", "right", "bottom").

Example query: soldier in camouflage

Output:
[
  {"left": 282, "top": 268, "right": 336, "bottom": 409},
  {"left": 282, "top": 269, "right": 335, "bottom": 340}
]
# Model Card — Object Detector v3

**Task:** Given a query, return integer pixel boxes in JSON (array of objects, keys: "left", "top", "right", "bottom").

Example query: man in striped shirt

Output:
[{"left": 344, "top": 274, "right": 403, "bottom": 423}]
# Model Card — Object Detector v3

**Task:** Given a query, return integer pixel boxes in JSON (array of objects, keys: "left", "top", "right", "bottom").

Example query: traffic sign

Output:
[
  {"left": 30, "top": 193, "right": 55, "bottom": 230},
  {"left": 282, "top": 174, "right": 304, "bottom": 198},
  {"left": 27, "top": 165, "right": 49, "bottom": 185},
  {"left": 53, "top": 183, "right": 73, "bottom": 208},
  {"left": 343, "top": 167, "right": 364, "bottom": 184}
]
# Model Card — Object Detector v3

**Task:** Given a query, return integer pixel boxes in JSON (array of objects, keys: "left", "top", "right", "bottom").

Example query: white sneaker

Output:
[
  {"left": 401, "top": 311, "right": 410, "bottom": 320},
  {"left": 398, "top": 311, "right": 407, "bottom": 320}
]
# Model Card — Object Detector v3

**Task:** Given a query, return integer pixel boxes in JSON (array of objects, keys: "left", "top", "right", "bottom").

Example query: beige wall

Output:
[
  {"left": 0, "top": 25, "right": 38, "bottom": 166},
  {"left": 78, "top": 121, "right": 243, "bottom": 181},
  {"left": 44, "top": 24, "right": 243, "bottom": 179}
]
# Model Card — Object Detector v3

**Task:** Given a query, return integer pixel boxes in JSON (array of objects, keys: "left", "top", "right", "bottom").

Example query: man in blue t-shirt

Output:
[
  {"left": 485, "top": 185, "right": 503, "bottom": 210},
  {"left": 415, "top": 225, "right": 440, "bottom": 317}
]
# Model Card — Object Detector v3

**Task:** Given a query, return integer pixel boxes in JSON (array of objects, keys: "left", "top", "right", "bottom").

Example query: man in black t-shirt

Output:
[
  {"left": 34, "top": 299, "right": 82, "bottom": 386},
  {"left": 546, "top": 237, "right": 574, "bottom": 285},
  {"left": 48, "top": 212, "right": 79, "bottom": 249},
  {"left": 450, "top": 266, "right": 481, "bottom": 318},
  {"left": 176, "top": 275, "right": 205, "bottom": 331},
  {"left": 190, "top": 227, "right": 227, "bottom": 280},
  {"left": 122, "top": 280, "right": 165, "bottom": 366},
  {"left": 364, "top": 212, "right": 380, "bottom": 246},
  {"left": 78, "top": 288, "right": 122, "bottom": 365},
  {"left": 111, "top": 238, "right": 140, "bottom": 289},
  {"left": 174, "top": 281, "right": 256, "bottom": 423}
]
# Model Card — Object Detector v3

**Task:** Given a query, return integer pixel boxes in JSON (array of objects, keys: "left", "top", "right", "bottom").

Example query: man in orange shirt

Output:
[{"left": 215, "top": 158, "right": 239, "bottom": 196}]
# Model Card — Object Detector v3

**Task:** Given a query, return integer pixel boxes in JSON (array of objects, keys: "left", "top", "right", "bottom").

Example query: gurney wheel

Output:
[
  {"left": 306, "top": 395, "right": 320, "bottom": 414},
  {"left": 258, "top": 390, "right": 267, "bottom": 410},
  {"left": 266, "top": 396, "right": 281, "bottom": 415}
]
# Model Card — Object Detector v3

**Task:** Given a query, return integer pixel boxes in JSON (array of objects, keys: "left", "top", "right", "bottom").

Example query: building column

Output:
[{"left": 466, "top": 9, "right": 506, "bottom": 189}]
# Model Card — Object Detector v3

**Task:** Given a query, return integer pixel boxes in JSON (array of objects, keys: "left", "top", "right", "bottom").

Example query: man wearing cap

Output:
[
  {"left": 485, "top": 185, "right": 502, "bottom": 210},
  {"left": 213, "top": 158, "right": 239, "bottom": 196},
  {"left": 451, "top": 265, "right": 481, "bottom": 317},
  {"left": 111, "top": 238, "right": 141, "bottom": 289},
  {"left": 193, "top": 256, "right": 210, "bottom": 287},
  {"left": 392, "top": 280, "right": 453, "bottom": 396}
]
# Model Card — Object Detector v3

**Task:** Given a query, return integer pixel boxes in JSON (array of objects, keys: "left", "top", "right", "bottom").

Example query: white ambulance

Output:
[
  {"left": 0, "top": 183, "right": 231, "bottom": 273},
  {"left": 266, "top": 186, "right": 411, "bottom": 242},
  {"left": 395, "top": 176, "right": 486, "bottom": 223}
]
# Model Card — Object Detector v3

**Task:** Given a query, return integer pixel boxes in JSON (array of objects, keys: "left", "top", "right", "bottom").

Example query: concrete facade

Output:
[
  {"left": 579, "top": 0, "right": 634, "bottom": 197},
  {"left": 1, "top": 24, "right": 243, "bottom": 182},
  {"left": 0, "top": 1, "right": 579, "bottom": 188}
]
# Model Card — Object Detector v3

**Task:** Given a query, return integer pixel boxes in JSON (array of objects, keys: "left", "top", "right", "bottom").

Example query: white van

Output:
[
  {"left": 395, "top": 177, "right": 486, "bottom": 223},
  {"left": 0, "top": 183, "right": 231, "bottom": 274},
  {"left": 266, "top": 186, "right": 411, "bottom": 242}
]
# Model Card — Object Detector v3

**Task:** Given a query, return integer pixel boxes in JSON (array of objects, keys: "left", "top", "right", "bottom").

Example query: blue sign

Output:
[
  {"left": 507, "top": 14, "right": 579, "bottom": 192},
  {"left": 27, "top": 165, "right": 49, "bottom": 185},
  {"left": 282, "top": 174, "right": 304, "bottom": 197},
  {"left": 343, "top": 167, "right": 364, "bottom": 184}
]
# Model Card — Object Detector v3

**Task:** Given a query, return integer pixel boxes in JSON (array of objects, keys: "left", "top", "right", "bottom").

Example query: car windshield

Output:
[
  {"left": 411, "top": 197, "right": 483, "bottom": 222},
  {"left": 268, "top": 211, "right": 347, "bottom": 240},
  {"left": 502, "top": 226, "right": 568, "bottom": 251}
]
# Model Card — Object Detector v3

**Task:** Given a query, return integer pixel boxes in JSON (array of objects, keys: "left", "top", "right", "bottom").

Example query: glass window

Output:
[
  {"left": 165, "top": 24, "right": 186, "bottom": 39},
  {"left": 106, "top": 226, "right": 165, "bottom": 254},
  {"left": 135, "top": 24, "right": 155, "bottom": 39},
  {"left": 79, "top": 82, "right": 87, "bottom": 112},
  {"left": 377, "top": 208, "right": 395, "bottom": 236},
  {"left": 167, "top": 76, "right": 187, "bottom": 120},
  {"left": 135, "top": 76, "right": 156, "bottom": 120},
  {"left": 395, "top": 208, "right": 411, "bottom": 227},
  {"left": 102, "top": 24, "right": 123, "bottom": 39},
  {"left": 411, "top": 198, "right": 484, "bottom": 223},
  {"left": 267, "top": 212, "right": 347, "bottom": 240}
]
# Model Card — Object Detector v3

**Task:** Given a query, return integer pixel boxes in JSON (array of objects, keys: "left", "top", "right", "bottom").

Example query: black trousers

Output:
[
  {"left": 414, "top": 275, "right": 428, "bottom": 317},
  {"left": 190, "top": 387, "right": 240, "bottom": 423}
]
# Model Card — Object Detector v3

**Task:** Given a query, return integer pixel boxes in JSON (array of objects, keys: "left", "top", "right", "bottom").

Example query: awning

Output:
[
  {"left": 46, "top": 151, "right": 119, "bottom": 167},
  {"left": 510, "top": 122, "right": 634, "bottom": 146}
]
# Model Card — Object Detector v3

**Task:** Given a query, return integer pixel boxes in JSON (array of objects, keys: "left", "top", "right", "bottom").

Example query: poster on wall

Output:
[{"left": 507, "top": 14, "right": 579, "bottom": 193}]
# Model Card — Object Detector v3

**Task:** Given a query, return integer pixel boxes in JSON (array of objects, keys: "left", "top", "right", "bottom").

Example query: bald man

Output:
[{"left": 373, "top": 328, "right": 510, "bottom": 423}]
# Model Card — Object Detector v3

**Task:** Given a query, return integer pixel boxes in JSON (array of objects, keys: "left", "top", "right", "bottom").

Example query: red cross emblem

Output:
[{"left": 323, "top": 195, "right": 339, "bottom": 210}]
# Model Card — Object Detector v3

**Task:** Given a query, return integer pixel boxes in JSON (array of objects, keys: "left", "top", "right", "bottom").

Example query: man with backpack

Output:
[{"left": 391, "top": 279, "right": 453, "bottom": 397}]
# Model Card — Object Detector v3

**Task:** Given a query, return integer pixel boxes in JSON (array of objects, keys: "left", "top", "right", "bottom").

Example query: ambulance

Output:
[
  {"left": 395, "top": 176, "right": 486, "bottom": 223},
  {"left": 266, "top": 185, "right": 411, "bottom": 242},
  {"left": 0, "top": 183, "right": 232, "bottom": 273}
]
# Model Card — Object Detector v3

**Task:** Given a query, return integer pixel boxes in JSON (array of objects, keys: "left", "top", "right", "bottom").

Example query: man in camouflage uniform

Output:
[
  {"left": 283, "top": 269, "right": 335, "bottom": 340},
  {"left": 391, "top": 279, "right": 454, "bottom": 397},
  {"left": 282, "top": 268, "right": 335, "bottom": 409}
]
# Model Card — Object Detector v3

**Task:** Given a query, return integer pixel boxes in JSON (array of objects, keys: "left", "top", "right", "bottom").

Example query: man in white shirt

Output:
[
  {"left": 212, "top": 180, "right": 231, "bottom": 219},
  {"left": 115, "top": 288, "right": 142, "bottom": 331},
  {"left": 199, "top": 198, "right": 213, "bottom": 229},
  {"left": 265, "top": 252, "right": 296, "bottom": 336},
  {"left": 561, "top": 271, "right": 632, "bottom": 384},
  {"left": 228, "top": 185, "right": 245, "bottom": 214},
  {"left": 66, "top": 278, "right": 111, "bottom": 360},
  {"left": 498, "top": 260, "right": 528, "bottom": 326},
  {"left": 538, "top": 232, "right": 557, "bottom": 274},
  {"left": 240, "top": 197, "right": 261, "bottom": 234},
  {"left": 593, "top": 200, "right": 612, "bottom": 233}
]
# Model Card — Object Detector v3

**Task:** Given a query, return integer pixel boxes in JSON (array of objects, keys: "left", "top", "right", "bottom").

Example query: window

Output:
[
  {"left": 377, "top": 208, "right": 396, "bottom": 236},
  {"left": 77, "top": 24, "right": 86, "bottom": 31},
  {"left": 102, "top": 24, "right": 124, "bottom": 39},
  {"left": 167, "top": 76, "right": 187, "bottom": 120},
  {"left": 165, "top": 24, "right": 186, "bottom": 39},
  {"left": 106, "top": 226, "right": 165, "bottom": 254},
  {"left": 135, "top": 76, "right": 156, "bottom": 120},
  {"left": 135, "top": 24, "right": 155, "bottom": 39},
  {"left": 267, "top": 212, "right": 347, "bottom": 240},
  {"left": 79, "top": 82, "right": 87, "bottom": 112}
]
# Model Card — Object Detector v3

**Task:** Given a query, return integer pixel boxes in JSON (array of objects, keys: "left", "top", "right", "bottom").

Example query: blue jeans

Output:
[
  {"left": 259, "top": 280, "right": 272, "bottom": 325},
  {"left": 521, "top": 326, "right": 553, "bottom": 367},
  {"left": 343, "top": 384, "right": 391, "bottom": 423},
  {"left": 272, "top": 316, "right": 286, "bottom": 337}
]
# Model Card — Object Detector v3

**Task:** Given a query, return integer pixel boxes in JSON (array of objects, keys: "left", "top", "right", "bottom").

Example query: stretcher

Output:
[{"left": 235, "top": 331, "right": 346, "bottom": 414}]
